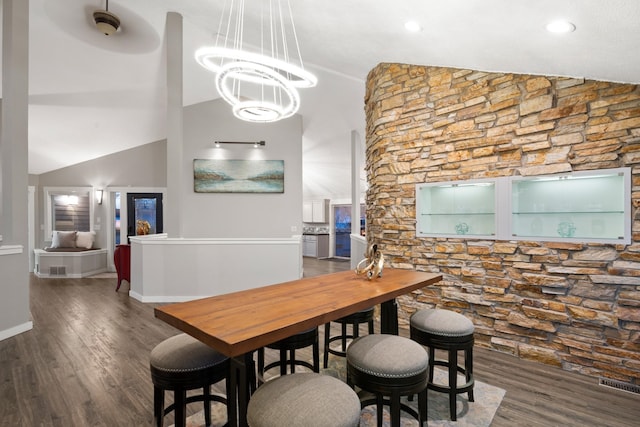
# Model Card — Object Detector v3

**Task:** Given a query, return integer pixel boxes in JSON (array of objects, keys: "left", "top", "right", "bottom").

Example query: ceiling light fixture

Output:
[
  {"left": 195, "top": 0, "right": 317, "bottom": 123},
  {"left": 93, "top": 0, "right": 121, "bottom": 36},
  {"left": 404, "top": 21, "right": 422, "bottom": 32},
  {"left": 545, "top": 20, "right": 576, "bottom": 33}
]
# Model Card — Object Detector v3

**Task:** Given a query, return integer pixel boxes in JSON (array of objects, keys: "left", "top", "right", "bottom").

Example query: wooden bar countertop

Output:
[{"left": 154, "top": 268, "right": 442, "bottom": 357}]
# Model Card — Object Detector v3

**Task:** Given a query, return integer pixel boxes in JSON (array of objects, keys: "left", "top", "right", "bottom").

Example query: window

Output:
[{"left": 44, "top": 187, "right": 94, "bottom": 241}]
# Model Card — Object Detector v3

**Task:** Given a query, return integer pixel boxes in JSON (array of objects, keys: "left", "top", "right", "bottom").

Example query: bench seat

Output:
[{"left": 34, "top": 248, "right": 108, "bottom": 278}]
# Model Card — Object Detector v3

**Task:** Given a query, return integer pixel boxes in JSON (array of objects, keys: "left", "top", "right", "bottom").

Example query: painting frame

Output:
[{"left": 193, "top": 159, "right": 285, "bottom": 193}]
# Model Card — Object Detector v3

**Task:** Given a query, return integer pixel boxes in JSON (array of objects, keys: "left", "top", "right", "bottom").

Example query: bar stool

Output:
[
  {"left": 410, "top": 308, "right": 475, "bottom": 421},
  {"left": 247, "top": 372, "right": 361, "bottom": 427},
  {"left": 149, "top": 333, "right": 230, "bottom": 427},
  {"left": 346, "top": 334, "right": 429, "bottom": 427},
  {"left": 257, "top": 327, "right": 320, "bottom": 384},
  {"left": 323, "top": 307, "right": 375, "bottom": 368}
]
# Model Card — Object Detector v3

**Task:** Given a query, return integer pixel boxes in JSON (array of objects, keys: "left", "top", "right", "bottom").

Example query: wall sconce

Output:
[
  {"left": 96, "top": 189, "right": 104, "bottom": 205},
  {"left": 214, "top": 140, "right": 266, "bottom": 148}
]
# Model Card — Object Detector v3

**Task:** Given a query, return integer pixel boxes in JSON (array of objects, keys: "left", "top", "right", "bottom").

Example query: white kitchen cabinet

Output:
[
  {"left": 303, "top": 199, "right": 329, "bottom": 223},
  {"left": 302, "top": 234, "right": 329, "bottom": 258},
  {"left": 302, "top": 203, "right": 313, "bottom": 223},
  {"left": 302, "top": 235, "right": 317, "bottom": 257}
]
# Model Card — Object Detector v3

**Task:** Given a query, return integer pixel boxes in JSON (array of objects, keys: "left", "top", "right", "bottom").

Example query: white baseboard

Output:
[{"left": 0, "top": 321, "right": 33, "bottom": 341}]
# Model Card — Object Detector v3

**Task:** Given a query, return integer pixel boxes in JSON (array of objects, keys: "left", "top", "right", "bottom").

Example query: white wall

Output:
[
  {"left": 182, "top": 99, "right": 304, "bottom": 238},
  {"left": 298, "top": 66, "right": 367, "bottom": 201},
  {"left": 129, "top": 235, "right": 302, "bottom": 302}
]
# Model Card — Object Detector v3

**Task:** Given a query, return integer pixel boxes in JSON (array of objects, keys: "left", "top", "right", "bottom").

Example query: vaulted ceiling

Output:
[{"left": 15, "top": 0, "right": 640, "bottom": 175}]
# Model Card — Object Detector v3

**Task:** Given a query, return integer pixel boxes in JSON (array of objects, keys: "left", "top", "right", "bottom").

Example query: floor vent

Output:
[
  {"left": 599, "top": 377, "right": 640, "bottom": 395},
  {"left": 49, "top": 266, "right": 67, "bottom": 276}
]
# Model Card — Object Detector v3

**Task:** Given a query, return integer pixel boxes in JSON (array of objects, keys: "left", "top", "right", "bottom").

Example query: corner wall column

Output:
[
  {"left": 0, "top": 0, "right": 31, "bottom": 340},
  {"left": 350, "top": 130, "right": 361, "bottom": 238},
  {"left": 165, "top": 12, "right": 183, "bottom": 238}
]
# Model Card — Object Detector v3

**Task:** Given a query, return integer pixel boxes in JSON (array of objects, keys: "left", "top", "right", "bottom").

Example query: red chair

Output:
[{"left": 114, "top": 244, "right": 131, "bottom": 291}]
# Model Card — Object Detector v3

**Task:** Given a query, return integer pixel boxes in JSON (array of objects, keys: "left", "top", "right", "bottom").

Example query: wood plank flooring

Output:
[{"left": 0, "top": 258, "right": 637, "bottom": 426}]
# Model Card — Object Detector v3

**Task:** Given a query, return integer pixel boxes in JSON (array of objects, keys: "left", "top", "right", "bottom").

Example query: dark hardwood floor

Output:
[{"left": 0, "top": 258, "right": 637, "bottom": 426}]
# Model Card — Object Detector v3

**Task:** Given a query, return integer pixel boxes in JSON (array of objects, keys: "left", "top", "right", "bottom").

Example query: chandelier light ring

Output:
[
  {"left": 198, "top": 0, "right": 314, "bottom": 122},
  {"left": 215, "top": 61, "right": 301, "bottom": 122},
  {"left": 195, "top": 46, "right": 317, "bottom": 89},
  {"left": 215, "top": 61, "right": 300, "bottom": 109},
  {"left": 233, "top": 101, "right": 285, "bottom": 122}
]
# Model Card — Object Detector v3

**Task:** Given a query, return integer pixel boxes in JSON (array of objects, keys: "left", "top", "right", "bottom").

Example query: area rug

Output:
[{"left": 172, "top": 358, "right": 505, "bottom": 427}]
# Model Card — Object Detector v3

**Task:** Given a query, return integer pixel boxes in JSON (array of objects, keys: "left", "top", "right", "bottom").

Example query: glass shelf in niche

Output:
[
  {"left": 511, "top": 211, "right": 625, "bottom": 240},
  {"left": 510, "top": 168, "right": 630, "bottom": 243},
  {"left": 419, "top": 213, "right": 496, "bottom": 236},
  {"left": 416, "top": 180, "right": 497, "bottom": 237}
]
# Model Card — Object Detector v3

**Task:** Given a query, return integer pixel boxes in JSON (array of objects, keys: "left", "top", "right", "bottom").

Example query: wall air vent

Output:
[
  {"left": 599, "top": 377, "right": 640, "bottom": 395},
  {"left": 49, "top": 266, "right": 67, "bottom": 276}
]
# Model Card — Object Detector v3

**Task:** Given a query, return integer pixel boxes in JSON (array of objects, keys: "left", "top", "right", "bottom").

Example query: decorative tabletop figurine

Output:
[
  {"left": 557, "top": 221, "right": 576, "bottom": 238},
  {"left": 355, "top": 243, "right": 384, "bottom": 280},
  {"left": 136, "top": 219, "right": 151, "bottom": 235},
  {"left": 455, "top": 222, "right": 469, "bottom": 235}
]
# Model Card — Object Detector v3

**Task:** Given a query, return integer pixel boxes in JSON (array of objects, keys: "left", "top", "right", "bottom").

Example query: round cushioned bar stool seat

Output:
[
  {"left": 348, "top": 334, "right": 429, "bottom": 381},
  {"left": 150, "top": 334, "right": 229, "bottom": 379},
  {"left": 247, "top": 373, "right": 362, "bottom": 427},
  {"left": 150, "top": 333, "right": 229, "bottom": 427},
  {"left": 410, "top": 308, "right": 475, "bottom": 422},
  {"left": 410, "top": 308, "right": 475, "bottom": 338},
  {"left": 347, "top": 334, "right": 429, "bottom": 427}
]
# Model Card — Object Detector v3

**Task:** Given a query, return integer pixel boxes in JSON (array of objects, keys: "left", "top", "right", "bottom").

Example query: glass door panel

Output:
[{"left": 126, "top": 193, "right": 163, "bottom": 239}]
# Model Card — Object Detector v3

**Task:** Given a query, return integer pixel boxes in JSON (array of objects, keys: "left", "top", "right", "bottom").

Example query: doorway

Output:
[
  {"left": 126, "top": 193, "right": 163, "bottom": 239},
  {"left": 333, "top": 204, "right": 365, "bottom": 258}
]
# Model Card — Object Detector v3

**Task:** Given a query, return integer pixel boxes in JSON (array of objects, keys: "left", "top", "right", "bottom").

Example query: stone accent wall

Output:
[{"left": 365, "top": 63, "right": 640, "bottom": 384}]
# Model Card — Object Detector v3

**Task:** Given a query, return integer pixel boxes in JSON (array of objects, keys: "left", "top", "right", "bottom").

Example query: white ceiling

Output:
[{"left": 15, "top": 0, "right": 640, "bottom": 175}]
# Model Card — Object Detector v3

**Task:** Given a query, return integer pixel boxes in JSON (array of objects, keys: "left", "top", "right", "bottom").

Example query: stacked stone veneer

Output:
[{"left": 365, "top": 63, "right": 640, "bottom": 383}]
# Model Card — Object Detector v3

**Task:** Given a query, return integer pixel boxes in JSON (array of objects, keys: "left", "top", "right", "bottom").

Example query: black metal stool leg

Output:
[
  {"left": 175, "top": 389, "right": 187, "bottom": 427},
  {"left": 153, "top": 387, "right": 164, "bottom": 427},
  {"left": 467, "top": 345, "right": 474, "bottom": 402},
  {"left": 341, "top": 323, "right": 349, "bottom": 351},
  {"left": 323, "top": 323, "right": 331, "bottom": 368},
  {"left": 204, "top": 385, "right": 212, "bottom": 426},
  {"left": 275, "top": 348, "right": 285, "bottom": 375},
  {"left": 418, "top": 388, "right": 428, "bottom": 426},
  {"left": 312, "top": 340, "right": 320, "bottom": 372},
  {"left": 390, "top": 392, "right": 401, "bottom": 427},
  {"left": 448, "top": 348, "right": 457, "bottom": 421}
]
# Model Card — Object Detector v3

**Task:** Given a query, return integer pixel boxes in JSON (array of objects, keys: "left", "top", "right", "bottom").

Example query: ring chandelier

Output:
[{"left": 195, "top": 0, "right": 317, "bottom": 123}]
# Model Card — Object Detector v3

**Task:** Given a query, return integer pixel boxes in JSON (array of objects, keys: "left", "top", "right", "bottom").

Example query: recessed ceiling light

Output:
[
  {"left": 546, "top": 20, "right": 576, "bottom": 33},
  {"left": 404, "top": 21, "right": 422, "bottom": 32}
]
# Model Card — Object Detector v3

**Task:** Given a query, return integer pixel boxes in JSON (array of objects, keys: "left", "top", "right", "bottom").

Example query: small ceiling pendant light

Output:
[
  {"left": 93, "top": 0, "right": 121, "bottom": 36},
  {"left": 545, "top": 20, "right": 576, "bottom": 34},
  {"left": 195, "top": 0, "right": 317, "bottom": 123}
]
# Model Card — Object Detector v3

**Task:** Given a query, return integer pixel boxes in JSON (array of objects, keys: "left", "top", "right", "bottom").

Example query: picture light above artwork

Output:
[{"left": 213, "top": 140, "right": 266, "bottom": 148}]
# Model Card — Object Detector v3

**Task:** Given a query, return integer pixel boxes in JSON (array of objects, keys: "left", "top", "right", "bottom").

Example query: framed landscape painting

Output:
[{"left": 193, "top": 159, "right": 285, "bottom": 193}]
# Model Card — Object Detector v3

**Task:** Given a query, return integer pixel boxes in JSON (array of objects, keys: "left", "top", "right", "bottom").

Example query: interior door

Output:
[{"left": 126, "top": 193, "right": 163, "bottom": 239}]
